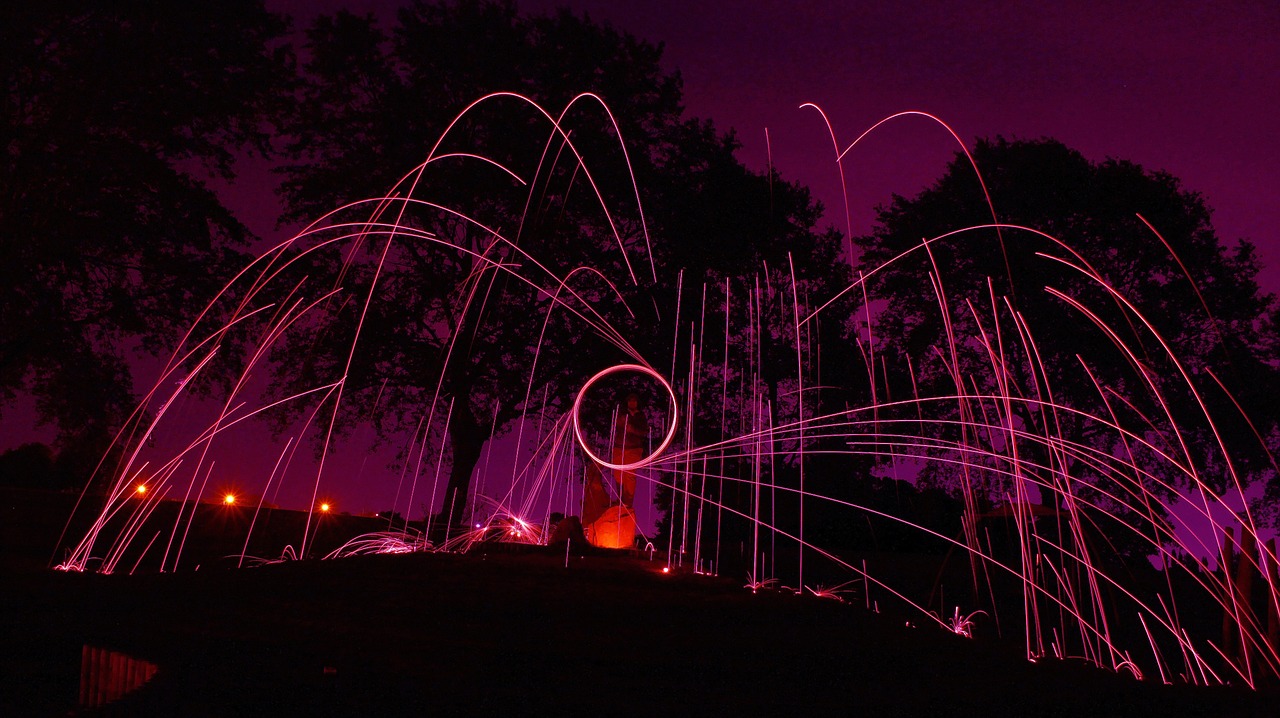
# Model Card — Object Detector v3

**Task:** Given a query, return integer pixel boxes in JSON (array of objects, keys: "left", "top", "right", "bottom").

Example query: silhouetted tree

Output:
[
  {"left": 852, "top": 137, "right": 1280, "bottom": 528},
  {"left": 274, "top": 1, "right": 848, "bottom": 534},
  {"left": 0, "top": 3, "right": 293, "bottom": 448},
  {"left": 0, "top": 443, "right": 55, "bottom": 489}
]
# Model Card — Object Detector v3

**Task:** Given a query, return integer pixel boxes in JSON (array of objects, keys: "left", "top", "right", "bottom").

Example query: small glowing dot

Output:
[
  {"left": 223, "top": 494, "right": 236, "bottom": 506},
  {"left": 662, "top": 567, "right": 670, "bottom": 574},
  {"left": 135, "top": 485, "right": 147, "bottom": 495},
  {"left": 320, "top": 503, "right": 331, "bottom": 513}
]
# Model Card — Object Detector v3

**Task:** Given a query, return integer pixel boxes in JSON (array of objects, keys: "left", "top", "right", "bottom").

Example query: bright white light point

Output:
[
  {"left": 662, "top": 567, "right": 670, "bottom": 574},
  {"left": 135, "top": 485, "right": 147, "bottom": 495},
  {"left": 223, "top": 494, "right": 236, "bottom": 506},
  {"left": 320, "top": 503, "right": 331, "bottom": 513}
]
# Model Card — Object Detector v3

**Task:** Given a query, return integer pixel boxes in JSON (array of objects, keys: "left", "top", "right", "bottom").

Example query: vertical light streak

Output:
[{"left": 789, "top": 253, "right": 806, "bottom": 592}]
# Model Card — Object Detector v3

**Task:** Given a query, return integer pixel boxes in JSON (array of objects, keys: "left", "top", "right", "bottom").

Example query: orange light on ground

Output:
[
  {"left": 319, "top": 502, "right": 331, "bottom": 513},
  {"left": 223, "top": 493, "right": 236, "bottom": 506},
  {"left": 135, "top": 485, "right": 147, "bottom": 495}
]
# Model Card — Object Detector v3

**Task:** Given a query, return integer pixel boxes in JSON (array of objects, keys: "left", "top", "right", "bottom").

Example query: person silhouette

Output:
[
  {"left": 581, "top": 391, "right": 648, "bottom": 549},
  {"left": 612, "top": 392, "right": 648, "bottom": 508}
]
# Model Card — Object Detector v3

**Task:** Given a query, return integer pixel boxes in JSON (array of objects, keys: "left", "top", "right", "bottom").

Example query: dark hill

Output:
[
  {"left": 2, "top": 486, "right": 1276, "bottom": 716},
  {"left": 3, "top": 549, "right": 1276, "bottom": 716}
]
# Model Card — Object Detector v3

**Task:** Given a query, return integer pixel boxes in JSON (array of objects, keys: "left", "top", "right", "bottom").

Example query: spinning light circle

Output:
[{"left": 572, "top": 363, "right": 678, "bottom": 471}]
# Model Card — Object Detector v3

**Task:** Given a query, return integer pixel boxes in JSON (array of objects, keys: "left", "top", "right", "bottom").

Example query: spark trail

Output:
[{"left": 55, "top": 96, "right": 1280, "bottom": 688}]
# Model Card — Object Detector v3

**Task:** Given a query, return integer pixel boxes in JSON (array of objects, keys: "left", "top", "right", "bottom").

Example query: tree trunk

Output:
[
  {"left": 439, "top": 397, "right": 485, "bottom": 538},
  {"left": 1011, "top": 401, "right": 1062, "bottom": 511}
]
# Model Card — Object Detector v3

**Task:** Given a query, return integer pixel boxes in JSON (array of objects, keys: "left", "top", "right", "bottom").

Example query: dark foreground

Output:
[{"left": 2, "top": 549, "right": 1277, "bottom": 717}]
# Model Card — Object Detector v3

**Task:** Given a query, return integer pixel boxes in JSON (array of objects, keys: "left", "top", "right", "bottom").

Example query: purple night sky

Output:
[
  {"left": 245, "top": 0, "right": 1277, "bottom": 285},
  {"left": 5, "top": 1, "right": 1278, "bottom": 525}
]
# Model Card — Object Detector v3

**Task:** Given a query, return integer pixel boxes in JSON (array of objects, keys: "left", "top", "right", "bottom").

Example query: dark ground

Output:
[{"left": 3, "top": 488, "right": 1277, "bottom": 716}]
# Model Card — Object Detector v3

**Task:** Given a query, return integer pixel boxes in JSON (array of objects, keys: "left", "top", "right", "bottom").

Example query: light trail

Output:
[{"left": 53, "top": 95, "right": 1280, "bottom": 689}]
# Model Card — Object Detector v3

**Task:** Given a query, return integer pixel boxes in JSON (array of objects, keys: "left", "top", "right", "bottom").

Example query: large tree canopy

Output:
[
  {"left": 0, "top": 2, "right": 293, "bottom": 450},
  {"left": 273, "top": 0, "right": 845, "bottom": 529},
  {"left": 852, "top": 137, "right": 1280, "bottom": 525}
]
